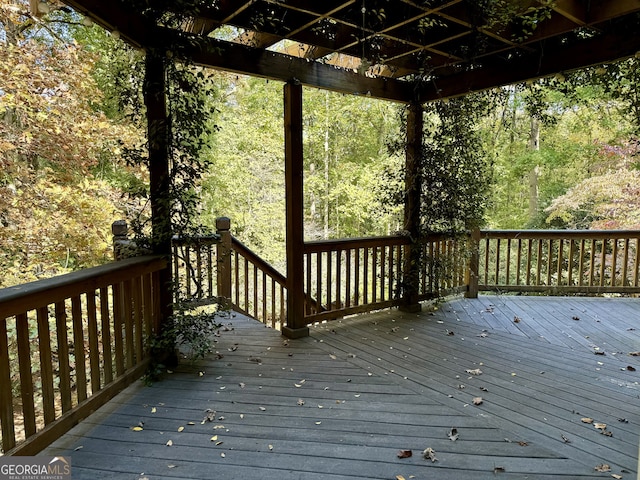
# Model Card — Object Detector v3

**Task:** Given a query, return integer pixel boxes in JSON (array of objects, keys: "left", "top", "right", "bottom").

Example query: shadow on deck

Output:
[{"left": 44, "top": 295, "right": 639, "bottom": 479}]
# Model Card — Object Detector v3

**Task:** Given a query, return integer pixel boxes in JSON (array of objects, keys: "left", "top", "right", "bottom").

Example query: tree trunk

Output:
[{"left": 528, "top": 117, "right": 540, "bottom": 221}]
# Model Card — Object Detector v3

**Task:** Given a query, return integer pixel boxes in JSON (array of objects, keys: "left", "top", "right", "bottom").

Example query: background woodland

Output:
[{"left": 1, "top": 0, "right": 639, "bottom": 287}]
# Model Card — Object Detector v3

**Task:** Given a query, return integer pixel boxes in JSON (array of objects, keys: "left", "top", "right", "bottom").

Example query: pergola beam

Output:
[{"left": 419, "top": 22, "right": 640, "bottom": 102}]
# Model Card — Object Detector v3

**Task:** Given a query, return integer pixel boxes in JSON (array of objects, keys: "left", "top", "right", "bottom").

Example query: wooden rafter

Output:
[{"left": 61, "top": 0, "right": 640, "bottom": 102}]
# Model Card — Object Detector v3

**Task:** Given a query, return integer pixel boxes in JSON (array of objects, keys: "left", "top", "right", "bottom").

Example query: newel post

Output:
[
  {"left": 216, "top": 217, "right": 232, "bottom": 307},
  {"left": 282, "top": 80, "right": 308, "bottom": 339},
  {"left": 465, "top": 229, "right": 480, "bottom": 298}
]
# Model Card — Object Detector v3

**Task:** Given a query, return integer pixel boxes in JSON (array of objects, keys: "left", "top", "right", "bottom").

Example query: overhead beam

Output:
[
  {"left": 419, "top": 21, "right": 640, "bottom": 102},
  {"left": 160, "top": 29, "right": 414, "bottom": 103}
]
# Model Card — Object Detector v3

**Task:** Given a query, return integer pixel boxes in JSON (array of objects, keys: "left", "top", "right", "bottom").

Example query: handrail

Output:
[{"left": 0, "top": 255, "right": 166, "bottom": 455}]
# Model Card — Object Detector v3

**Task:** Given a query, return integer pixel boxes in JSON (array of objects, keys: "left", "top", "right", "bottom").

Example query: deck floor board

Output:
[{"left": 43, "top": 295, "right": 639, "bottom": 479}]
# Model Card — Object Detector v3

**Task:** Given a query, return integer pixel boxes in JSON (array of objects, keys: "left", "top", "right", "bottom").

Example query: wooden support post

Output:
[
  {"left": 400, "top": 102, "right": 423, "bottom": 312},
  {"left": 465, "top": 228, "right": 480, "bottom": 298},
  {"left": 144, "top": 51, "right": 174, "bottom": 352},
  {"left": 282, "top": 81, "right": 309, "bottom": 339},
  {"left": 216, "top": 217, "right": 232, "bottom": 307}
]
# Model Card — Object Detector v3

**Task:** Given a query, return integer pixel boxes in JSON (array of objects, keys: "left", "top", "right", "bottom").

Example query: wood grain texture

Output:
[{"left": 43, "top": 295, "right": 638, "bottom": 479}]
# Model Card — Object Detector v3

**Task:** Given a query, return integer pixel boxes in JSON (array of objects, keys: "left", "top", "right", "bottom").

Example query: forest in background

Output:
[{"left": 1, "top": 0, "right": 640, "bottom": 287}]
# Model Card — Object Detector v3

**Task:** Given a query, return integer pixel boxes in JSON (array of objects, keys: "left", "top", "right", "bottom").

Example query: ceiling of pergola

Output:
[{"left": 62, "top": 0, "right": 640, "bottom": 103}]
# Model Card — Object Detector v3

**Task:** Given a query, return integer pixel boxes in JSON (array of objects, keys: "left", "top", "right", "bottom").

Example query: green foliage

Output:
[{"left": 145, "top": 303, "right": 224, "bottom": 382}]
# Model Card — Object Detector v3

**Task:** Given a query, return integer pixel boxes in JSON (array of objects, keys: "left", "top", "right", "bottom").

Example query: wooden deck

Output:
[{"left": 43, "top": 295, "right": 639, "bottom": 479}]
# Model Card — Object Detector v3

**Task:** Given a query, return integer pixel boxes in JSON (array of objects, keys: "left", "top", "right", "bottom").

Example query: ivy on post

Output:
[
  {"left": 282, "top": 80, "right": 309, "bottom": 339},
  {"left": 400, "top": 102, "right": 423, "bottom": 312},
  {"left": 144, "top": 50, "right": 174, "bottom": 347}
]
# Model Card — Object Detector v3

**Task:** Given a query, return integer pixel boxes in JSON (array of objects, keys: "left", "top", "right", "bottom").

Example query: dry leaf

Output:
[
  {"left": 297, "top": 398, "right": 305, "bottom": 406},
  {"left": 448, "top": 428, "right": 459, "bottom": 441},
  {"left": 178, "top": 426, "right": 184, "bottom": 432},
  {"left": 329, "top": 354, "right": 337, "bottom": 360},
  {"left": 220, "top": 453, "right": 225, "bottom": 458},
  {"left": 561, "top": 434, "right": 571, "bottom": 443},
  {"left": 494, "top": 466, "right": 506, "bottom": 473},
  {"left": 210, "top": 435, "right": 218, "bottom": 442},
  {"left": 268, "top": 444, "right": 274, "bottom": 451},
  {"left": 465, "top": 368, "right": 483, "bottom": 375},
  {"left": 74, "top": 446, "right": 83, "bottom": 451},
  {"left": 422, "top": 448, "right": 437, "bottom": 462},
  {"left": 202, "top": 409, "right": 216, "bottom": 424},
  {"left": 625, "top": 365, "right": 636, "bottom": 372},
  {"left": 132, "top": 426, "right": 143, "bottom": 432},
  {"left": 629, "top": 351, "right": 640, "bottom": 356},
  {"left": 259, "top": 407, "right": 266, "bottom": 411},
  {"left": 581, "top": 418, "right": 594, "bottom": 424},
  {"left": 517, "top": 441, "right": 528, "bottom": 446},
  {"left": 594, "top": 423, "right": 607, "bottom": 430},
  {"left": 315, "top": 421, "right": 322, "bottom": 425},
  {"left": 397, "top": 450, "right": 412, "bottom": 459},
  {"left": 472, "top": 397, "right": 483, "bottom": 405},
  {"left": 611, "top": 474, "right": 623, "bottom": 479},
  {"left": 166, "top": 439, "right": 173, "bottom": 447},
  {"left": 594, "top": 464, "right": 611, "bottom": 472},
  {"left": 396, "top": 476, "right": 406, "bottom": 480},
  {"left": 151, "top": 407, "right": 157, "bottom": 413},
  {"left": 167, "top": 464, "right": 176, "bottom": 469},
  {"left": 513, "top": 316, "right": 521, "bottom": 323}
]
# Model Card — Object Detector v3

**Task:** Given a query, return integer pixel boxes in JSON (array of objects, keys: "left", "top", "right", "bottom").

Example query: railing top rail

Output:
[
  {"left": 0, "top": 255, "right": 167, "bottom": 319},
  {"left": 231, "top": 237, "right": 287, "bottom": 287},
  {"left": 479, "top": 230, "right": 640, "bottom": 240},
  {"left": 304, "top": 235, "right": 411, "bottom": 253},
  {"left": 172, "top": 234, "right": 221, "bottom": 246}
]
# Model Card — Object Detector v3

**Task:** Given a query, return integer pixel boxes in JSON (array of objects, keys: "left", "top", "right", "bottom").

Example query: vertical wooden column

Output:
[
  {"left": 144, "top": 51, "right": 173, "bottom": 338},
  {"left": 282, "top": 81, "right": 309, "bottom": 338},
  {"left": 400, "top": 102, "right": 423, "bottom": 312},
  {"left": 465, "top": 228, "right": 480, "bottom": 298},
  {"left": 216, "top": 216, "right": 232, "bottom": 307}
]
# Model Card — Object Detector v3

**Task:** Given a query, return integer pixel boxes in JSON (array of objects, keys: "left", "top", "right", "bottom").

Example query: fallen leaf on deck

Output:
[
  {"left": 480, "top": 386, "right": 488, "bottom": 392},
  {"left": 466, "top": 368, "right": 483, "bottom": 375},
  {"left": 329, "top": 354, "right": 337, "bottom": 360},
  {"left": 629, "top": 351, "right": 640, "bottom": 356},
  {"left": 213, "top": 425, "right": 225, "bottom": 429},
  {"left": 315, "top": 421, "right": 322, "bottom": 425},
  {"left": 472, "top": 397, "right": 483, "bottom": 405},
  {"left": 581, "top": 418, "right": 594, "bottom": 424},
  {"left": 202, "top": 409, "right": 216, "bottom": 424},
  {"left": 572, "top": 316, "right": 580, "bottom": 321},
  {"left": 268, "top": 444, "right": 274, "bottom": 451},
  {"left": 177, "top": 426, "right": 184, "bottom": 432},
  {"left": 446, "top": 330, "right": 455, "bottom": 336},
  {"left": 448, "top": 428, "right": 459, "bottom": 441},
  {"left": 210, "top": 435, "right": 218, "bottom": 441},
  {"left": 397, "top": 450, "right": 412, "bottom": 459},
  {"left": 239, "top": 382, "right": 245, "bottom": 388},
  {"left": 259, "top": 407, "right": 266, "bottom": 411},
  {"left": 594, "top": 464, "right": 611, "bottom": 472},
  {"left": 132, "top": 426, "right": 143, "bottom": 431},
  {"left": 297, "top": 398, "right": 305, "bottom": 406},
  {"left": 625, "top": 365, "right": 636, "bottom": 371},
  {"left": 166, "top": 440, "right": 173, "bottom": 446},
  {"left": 248, "top": 357, "right": 262, "bottom": 364},
  {"left": 220, "top": 453, "right": 225, "bottom": 458},
  {"left": 422, "top": 448, "right": 437, "bottom": 462},
  {"left": 517, "top": 441, "right": 528, "bottom": 446},
  {"left": 561, "top": 434, "right": 571, "bottom": 443},
  {"left": 74, "top": 446, "right": 83, "bottom": 451},
  {"left": 396, "top": 476, "right": 406, "bottom": 480},
  {"left": 494, "top": 466, "right": 505, "bottom": 473},
  {"left": 594, "top": 423, "right": 607, "bottom": 430},
  {"left": 477, "top": 332, "right": 488, "bottom": 338},
  {"left": 611, "top": 474, "right": 622, "bottom": 479},
  {"left": 513, "top": 316, "right": 521, "bottom": 323},
  {"left": 151, "top": 407, "right": 157, "bottom": 413},
  {"left": 167, "top": 464, "right": 176, "bottom": 469}
]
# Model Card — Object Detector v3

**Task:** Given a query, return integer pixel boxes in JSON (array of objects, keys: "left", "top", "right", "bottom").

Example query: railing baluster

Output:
[
  {"left": 634, "top": 238, "right": 639, "bottom": 287},
  {"left": 55, "top": 301, "right": 72, "bottom": 413},
  {"left": 516, "top": 238, "right": 522, "bottom": 285},
  {"left": 567, "top": 239, "right": 574, "bottom": 286},
  {"left": 599, "top": 239, "right": 606, "bottom": 287},
  {"left": 16, "top": 313, "right": 36, "bottom": 437},
  {"left": 589, "top": 239, "right": 596, "bottom": 287},
  {"left": 36, "top": 306, "right": 55, "bottom": 425},
  {"left": 112, "top": 284, "right": 125, "bottom": 377},
  {"left": 345, "top": 248, "right": 352, "bottom": 308},
  {"left": 354, "top": 248, "right": 361, "bottom": 305},
  {"left": 0, "top": 317, "right": 15, "bottom": 452},
  {"left": 557, "top": 239, "right": 563, "bottom": 286},
  {"left": 578, "top": 239, "right": 585, "bottom": 286},
  {"left": 99, "top": 287, "right": 113, "bottom": 385},
  {"left": 611, "top": 239, "right": 618, "bottom": 287},
  {"left": 505, "top": 239, "right": 511, "bottom": 286},
  {"left": 86, "top": 292, "right": 101, "bottom": 394},
  {"left": 526, "top": 239, "right": 532, "bottom": 285},
  {"left": 621, "top": 238, "right": 629, "bottom": 286},
  {"left": 327, "top": 251, "right": 333, "bottom": 309},
  {"left": 71, "top": 295, "right": 87, "bottom": 403},
  {"left": 122, "top": 281, "right": 134, "bottom": 370},
  {"left": 133, "top": 277, "right": 143, "bottom": 364}
]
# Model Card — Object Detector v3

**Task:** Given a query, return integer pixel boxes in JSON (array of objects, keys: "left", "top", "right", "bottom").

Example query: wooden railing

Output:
[
  {"left": 0, "top": 255, "right": 166, "bottom": 455},
  {"left": 228, "top": 237, "right": 287, "bottom": 329},
  {"left": 476, "top": 230, "right": 640, "bottom": 294},
  {"left": 172, "top": 234, "right": 220, "bottom": 304},
  {"left": 302, "top": 233, "right": 469, "bottom": 324}
]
